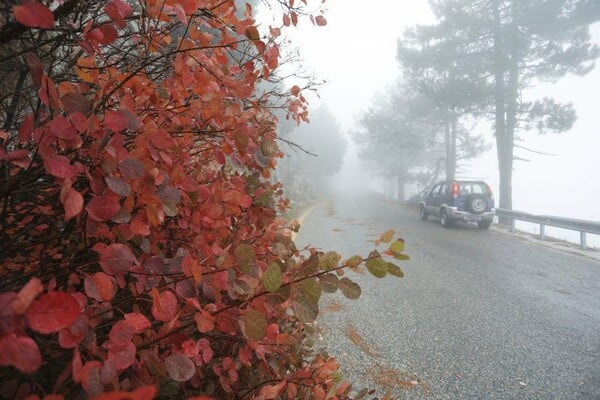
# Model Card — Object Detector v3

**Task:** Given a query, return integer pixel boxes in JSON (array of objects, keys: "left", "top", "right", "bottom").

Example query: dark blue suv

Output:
[{"left": 419, "top": 180, "right": 495, "bottom": 229}]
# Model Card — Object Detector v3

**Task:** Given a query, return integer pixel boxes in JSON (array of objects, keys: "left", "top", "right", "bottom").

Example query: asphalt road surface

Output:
[{"left": 294, "top": 192, "right": 600, "bottom": 400}]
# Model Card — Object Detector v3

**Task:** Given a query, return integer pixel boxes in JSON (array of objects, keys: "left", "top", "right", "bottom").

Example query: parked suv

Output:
[{"left": 419, "top": 180, "right": 495, "bottom": 229}]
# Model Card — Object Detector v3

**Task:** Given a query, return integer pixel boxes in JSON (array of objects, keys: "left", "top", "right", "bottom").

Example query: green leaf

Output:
[
  {"left": 292, "top": 292, "right": 319, "bottom": 323},
  {"left": 266, "top": 285, "right": 290, "bottom": 305},
  {"left": 234, "top": 243, "right": 255, "bottom": 272},
  {"left": 243, "top": 309, "right": 267, "bottom": 340},
  {"left": 386, "top": 262, "right": 404, "bottom": 278},
  {"left": 345, "top": 255, "right": 363, "bottom": 269},
  {"left": 389, "top": 239, "right": 405, "bottom": 254},
  {"left": 338, "top": 277, "right": 361, "bottom": 299},
  {"left": 301, "top": 278, "right": 321, "bottom": 303},
  {"left": 319, "top": 251, "right": 341, "bottom": 271},
  {"left": 319, "top": 274, "right": 339, "bottom": 293},
  {"left": 365, "top": 257, "right": 387, "bottom": 278},
  {"left": 394, "top": 253, "right": 411, "bottom": 261},
  {"left": 262, "top": 262, "right": 282, "bottom": 292}
]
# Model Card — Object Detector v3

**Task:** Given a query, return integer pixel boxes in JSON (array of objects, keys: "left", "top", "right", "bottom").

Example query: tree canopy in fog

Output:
[
  {"left": 277, "top": 106, "right": 346, "bottom": 203},
  {"left": 396, "top": 0, "right": 600, "bottom": 213}
]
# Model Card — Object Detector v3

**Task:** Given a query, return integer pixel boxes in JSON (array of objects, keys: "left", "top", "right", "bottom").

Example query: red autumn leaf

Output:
[
  {"left": 105, "top": 109, "right": 138, "bottom": 133},
  {"left": 173, "top": 3, "right": 188, "bottom": 25},
  {"left": 13, "top": 2, "right": 55, "bottom": 29},
  {"left": 107, "top": 342, "right": 136, "bottom": 370},
  {"left": 48, "top": 116, "right": 77, "bottom": 140},
  {"left": 58, "top": 326, "right": 81, "bottom": 349},
  {"left": 43, "top": 154, "right": 77, "bottom": 179},
  {"left": 18, "top": 114, "right": 34, "bottom": 142},
  {"left": 62, "top": 187, "right": 84, "bottom": 221},
  {"left": 259, "top": 381, "right": 286, "bottom": 399},
  {"left": 98, "top": 243, "right": 136, "bottom": 276},
  {"left": 61, "top": 92, "right": 92, "bottom": 115},
  {"left": 123, "top": 313, "right": 151, "bottom": 333},
  {"left": 315, "top": 15, "right": 327, "bottom": 26},
  {"left": 0, "top": 334, "right": 42, "bottom": 374},
  {"left": 80, "top": 360, "right": 103, "bottom": 393},
  {"left": 130, "top": 213, "right": 150, "bottom": 236},
  {"left": 165, "top": 353, "right": 196, "bottom": 382},
  {"left": 84, "top": 272, "right": 116, "bottom": 302},
  {"left": 11, "top": 277, "right": 43, "bottom": 314},
  {"left": 0, "top": 292, "right": 24, "bottom": 335},
  {"left": 290, "top": 85, "right": 301, "bottom": 97},
  {"left": 25, "top": 52, "right": 43, "bottom": 86},
  {"left": 90, "top": 386, "right": 157, "bottom": 400},
  {"left": 105, "top": 176, "right": 132, "bottom": 197},
  {"left": 108, "top": 320, "right": 135, "bottom": 345},
  {"left": 86, "top": 24, "right": 118, "bottom": 45},
  {"left": 245, "top": 26, "right": 260, "bottom": 41},
  {"left": 104, "top": 0, "right": 133, "bottom": 29},
  {"left": 86, "top": 194, "right": 121, "bottom": 221},
  {"left": 194, "top": 310, "right": 215, "bottom": 333},
  {"left": 151, "top": 288, "right": 177, "bottom": 322},
  {"left": 118, "top": 158, "right": 145, "bottom": 179},
  {"left": 25, "top": 292, "right": 80, "bottom": 334}
]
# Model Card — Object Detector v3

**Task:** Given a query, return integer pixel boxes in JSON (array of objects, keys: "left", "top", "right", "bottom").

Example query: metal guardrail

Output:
[{"left": 495, "top": 208, "right": 600, "bottom": 249}]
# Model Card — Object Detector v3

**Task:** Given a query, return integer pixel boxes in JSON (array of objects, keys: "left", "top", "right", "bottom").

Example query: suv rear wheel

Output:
[
  {"left": 419, "top": 205, "right": 428, "bottom": 221},
  {"left": 440, "top": 209, "right": 451, "bottom": 228}
]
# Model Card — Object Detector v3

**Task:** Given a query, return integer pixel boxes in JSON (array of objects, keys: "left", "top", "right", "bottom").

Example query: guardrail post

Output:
[
  {"left": 540, "top": 224, "right": 545, "bottom": 241},
  {"left": 580, "top": 232, "right": 587, "bottom": 249},
  {"left": 510, "top": 219, "right": 516, "bottom": 233}
]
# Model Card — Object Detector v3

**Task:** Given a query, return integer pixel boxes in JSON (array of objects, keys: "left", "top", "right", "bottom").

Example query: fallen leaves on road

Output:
[{"left": 345, "top": 324, "right": 380, "bottom": 357}]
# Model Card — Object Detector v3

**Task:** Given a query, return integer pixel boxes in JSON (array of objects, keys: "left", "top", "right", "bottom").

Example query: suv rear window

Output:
[{"left": 458, "top": 182, "right": 487, "bottom": 195}]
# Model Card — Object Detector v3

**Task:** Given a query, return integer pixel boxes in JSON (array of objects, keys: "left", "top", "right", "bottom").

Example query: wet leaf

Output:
[
  {"left": 26, "top": 292, "right": 80, "bottom": 334},
  {"left": 262, "top": 262, "right": 282, "bottom": 292},
  {"left": 242, "top": 309, "right": 267, "bottom": 341},
  {"left": 300, "top": 278, "right": 321, "bottom": 304},
  {"left": 389, "top": 239, "right": 405, "bottom": 254},
  {"left": 234, "top": 243, "right": 255, "bottom": 272},
  {"left": 98, "top": 243, "right": 136, "bottom": 276},
  {"left": 339, "top": 278, "right": 361, "bottom": 299},
  {"left": 345, "top": 255, "right": 363, "bottom": 269},
  {"left": 165, "top": 353, "right": 195, "bottom": 382},
  {"left": 365, "top": 257, "right": 387, "bottom": 278},
  {"left": 86, "top": 195, "right": 121, "bottom": 222},
  {"left": 292, "top": 291, "right": 318, "bottom": 323},
  {"left": 0, "top": 334, "right": 42, "bottom": 373},
  {"left": 13, "top": 3, "right": 54, "bottom": 29},
  {"left": 319, "top": 251, "right": 341, "bottom": 271},
  {"left": 319, "top": 274, "right": 338, "bottom": 293},
  {"left": 386, "top": 263, "right": 404, "bottom": 278}
]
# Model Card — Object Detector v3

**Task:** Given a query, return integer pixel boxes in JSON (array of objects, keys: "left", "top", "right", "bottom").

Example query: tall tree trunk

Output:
[
  {"left": 444, "top": 116, "right": 456, "bottom": 181},
  {"left": 492, "top": 0, "right": 510, "bottom": 223},
  {"left": 503, "top": 53, "right": 519, "bottom": 212}
]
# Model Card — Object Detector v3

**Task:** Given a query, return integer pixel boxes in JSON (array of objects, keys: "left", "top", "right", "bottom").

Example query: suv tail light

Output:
[{"left": 452, "top": 182, "right": 459, "bottom": 198}]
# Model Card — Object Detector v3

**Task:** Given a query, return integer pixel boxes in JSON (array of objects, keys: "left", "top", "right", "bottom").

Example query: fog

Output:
[{"left": 260, "top": 2, "right": 600, "bottom": 247}]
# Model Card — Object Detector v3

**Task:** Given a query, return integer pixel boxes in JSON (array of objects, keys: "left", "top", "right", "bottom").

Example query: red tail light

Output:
[{"left": 452, "top": 182, "right": 459, "bottom": 197}]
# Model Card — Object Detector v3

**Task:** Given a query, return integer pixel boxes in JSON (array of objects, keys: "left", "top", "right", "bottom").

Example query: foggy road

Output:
[{"left": 294, "top": 192, "right": 600, "bottom": 400}]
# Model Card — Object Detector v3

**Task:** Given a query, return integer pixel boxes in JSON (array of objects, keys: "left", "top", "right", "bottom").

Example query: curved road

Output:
[{"left": 295, "top": 192, "right": 600, "bottom": 399}]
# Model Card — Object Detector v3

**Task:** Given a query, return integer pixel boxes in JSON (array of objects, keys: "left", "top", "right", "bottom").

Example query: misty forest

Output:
[{"left": 0, "top": 0, "right": 599, "bottom": 400}]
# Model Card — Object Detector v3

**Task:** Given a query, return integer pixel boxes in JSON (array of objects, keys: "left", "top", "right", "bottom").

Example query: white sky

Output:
[{"left": 259, "top": 1, "right": 600, "bottom": 237}]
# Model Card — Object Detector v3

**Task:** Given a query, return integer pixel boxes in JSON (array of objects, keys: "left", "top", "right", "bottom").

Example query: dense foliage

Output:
[{"left": 0, "top": 1, "right": 406, "bottom": 399}]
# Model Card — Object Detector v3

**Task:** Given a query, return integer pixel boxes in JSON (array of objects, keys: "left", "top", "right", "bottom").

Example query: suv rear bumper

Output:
[{"left": 446, "top": 207, "right": 494, "bottom": 222}]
